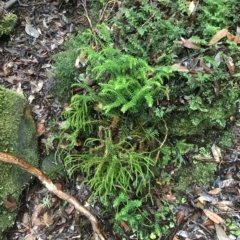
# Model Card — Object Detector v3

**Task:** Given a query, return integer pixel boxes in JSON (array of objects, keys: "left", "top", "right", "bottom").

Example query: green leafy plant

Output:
[
  {"left": 113, "top": 192, "right": 147, "bottom": 239},
  {"left": 218, "top": 131, "right": 235, "bottom": 148},
  {"left": 42, "top": 195, "right": 51, "bottom": 208},
  {"left": 196, "top": 0, "right": 239, "bottom": 38},
  {"left": 65, "top": 127, "right": 155, "bottom": 203},
  {"left": 53, "top": 24, "right": 172, "bottom": 202},
  {"left": 226, "top": 218, "right": 240, "bottom": 236},
  {"left": 78, "top": 46, "right": 171, "bottom": 115},
  {"left": 110, "top": 0, "right": 185, "bottom": 62},
  {"left": 50, "top": 0, "right": 240, "bottom": 238},
  {"left": 112, "top": 193, "right": 176, "bottom": 239},
  {"left": 51, "top": 0, "right": 240, "bottom": 202}
]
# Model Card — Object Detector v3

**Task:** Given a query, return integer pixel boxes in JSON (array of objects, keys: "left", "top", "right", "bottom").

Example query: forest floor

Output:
[{"left": 1, "top": 0, "right": 240, "bottom": 239}]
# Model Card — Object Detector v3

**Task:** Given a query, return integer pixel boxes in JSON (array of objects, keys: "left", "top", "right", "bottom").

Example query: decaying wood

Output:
[{"left": 0, "top": 152, "right": 106, "bottom": 240}]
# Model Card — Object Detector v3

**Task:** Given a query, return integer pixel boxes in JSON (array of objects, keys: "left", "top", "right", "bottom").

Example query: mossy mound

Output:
[
  {"left": 0, "top": 12, "right": 17, "bottom": 36},
  {"left": 163, "top": 105, "right": 235, "bottom": 136},
  {"left": 173, "top": 161, "right": 216, "bottom": 193},
  {"left": 0, "top": 87, "right": 38, "bottom": 237}
]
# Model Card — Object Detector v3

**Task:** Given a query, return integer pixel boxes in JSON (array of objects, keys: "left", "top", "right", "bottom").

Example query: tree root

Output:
[{"left": 0, "top": 152, "right": 106, "bottom": 240}]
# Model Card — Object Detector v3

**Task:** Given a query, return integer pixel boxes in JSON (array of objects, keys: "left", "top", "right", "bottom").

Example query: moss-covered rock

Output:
[
  {"left": 0, "top": 12, "right": 18, "bottom": 36},
  {"left": 0, "top": 87, "right": 38, "bottom": 237}
]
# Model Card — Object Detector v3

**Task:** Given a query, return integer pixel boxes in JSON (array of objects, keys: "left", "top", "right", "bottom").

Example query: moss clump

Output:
[
  {"left": 0, "top": 87, "right": 38, "bottom": 237},
  {"left": 0, "top": 12, "right": 18, "bottom": 36},
  {"left": 163, "top": 106, "right": 235, "bottom": 136},
  {"left": 41, "top": 153, "right": 65, "bottom": 179},
  {"left": 173, "top": 161, "right": 216, "bottom": 193}
]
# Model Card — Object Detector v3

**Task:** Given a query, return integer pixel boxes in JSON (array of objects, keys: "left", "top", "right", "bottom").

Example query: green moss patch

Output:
[
  {"left": 173, "top": 161, "right": 216, "bottom": 193},
  {"left": 0, "top": 13, "right": 18, "bottom": 36},
  {"left": 0, "top": 87, "right": 38, "bottom": 237}
]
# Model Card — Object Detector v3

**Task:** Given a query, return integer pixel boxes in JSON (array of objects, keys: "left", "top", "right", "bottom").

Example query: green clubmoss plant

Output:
[
  {"left": 112, "top": 193, "right": 176, "bottom": 239},
  {"left": 53, "top": 23, "right": 172, "bottom": 202}
]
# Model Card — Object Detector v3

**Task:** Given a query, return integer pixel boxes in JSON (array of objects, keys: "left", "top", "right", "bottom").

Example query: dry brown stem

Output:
[{"left": 0, "top": 152, "right": 106, "bottom": 240}]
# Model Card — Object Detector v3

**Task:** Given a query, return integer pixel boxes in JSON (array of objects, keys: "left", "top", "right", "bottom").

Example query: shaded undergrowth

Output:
[{"left": 50, "top": 0, "right": 240, "bottom": 238}]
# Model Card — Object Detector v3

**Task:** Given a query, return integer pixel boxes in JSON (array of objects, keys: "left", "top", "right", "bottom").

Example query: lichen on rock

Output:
[{"left": 0, "top": 87, "right": 38, "bottom": 237}]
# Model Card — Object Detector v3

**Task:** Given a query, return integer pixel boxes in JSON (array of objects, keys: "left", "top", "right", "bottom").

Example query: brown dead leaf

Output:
[
  {"left": 203, "top": 209, "right": 224, "bottom": 224},
  {"left": 195, "top": 201, "right": 205, "bottom": 210},
  {"left": 182, "top": 38, "right": 201, "bottom": 49},
  {"left": 2, "top": 62, "right": 14, "bottom": 76},
  {"left": 215, "top": 205, "right": 232, "bottom": 212},
  {"left": 189, "top": 1, "right": 195, "bottom": 14},
  {"left": 6, "top": 75, "right": 25, "bottom": 84},
  {"left": 20, "top": 222, "right": 30, "bottom": 232},
  {"left": 223, "top": 55, "right": 235, "bottom": 76},
  {"left": 31, "top": 204, "right": 43, "bottom": 226},
  {"left": 175, "top": 37, "right": 201, "bottom": 49},
  {"left": 222, "top": 178, "right": 237, "bottom": 188},
  {"left": 200, "top": 59, "right": 212, "bottom": 73},
  {"left": 32, "top": 217, "right": 42, "bottom": 226},
  {"left": 34, "top": 81, "right": 44, "bottom": 93},
  {"left": 213, "top": 81, "right": 220, "bottom": 96},
  {"left": 65, "top": 204, "right": 75, "bottom": 215},
  {"left": 213, "top": 201, "right": 233, "bottom": 207},
  {"left": 208, "top": 28, "right": 228, "bottom": 46},
  {"left": 3, "top": 195, "right": 18, "bottom": 210},
  {"left": 208, "top": 188, "right": 222, "bottom": 195},
  {"left": 211, "top": 143, "right": 222, "bottom": 162},
  {"left": 214, "top": 52, "right": 223, "bottom": 67},
  {"left": 176, "top": 211, "right": 185, "bottom": 226},
  {"left": 24, "top": 234, "right": 35, "bottom": 240},
  {"left": 37, "top": 122, "right": 45, "bottom": 136},
  {"left": 120, "top": 220, "right": 131, "bottom": 232},
  {"left": 163, "top": 194, "right": 176, "bottom": 201},
  {"left": 230, "top": 116, "right": 236, "bottom": 122},
  {"left": 227, "top": 32, "right": 240, "bottom": 43},
  {"left": 215, "top": 223, "right": 230, "bottom": 240},
  {"left": 75, "top": 51, "right": 87, "bottom": 68},
  {"left": 171, "top": 63, "right": 189, "bottom": 72},
  {"left": 15, "top": 59, "right": 38, "bottom": 65},
  {"left": 202, "top": 219, "right": 214, "bottom": 227},
  {"left": 28, "top": 95, "right": 35, "bottom": 103},
  {"left": 16, "top": 82, "right": 24, "bottom": 96},
  {"left": 43, "top": 212, "right": 54, "bottom": 227}
]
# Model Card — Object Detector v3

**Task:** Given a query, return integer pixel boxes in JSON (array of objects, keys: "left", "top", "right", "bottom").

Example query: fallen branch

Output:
[{"left": 0, "top": 152, "right": 106, "bottom": 240}]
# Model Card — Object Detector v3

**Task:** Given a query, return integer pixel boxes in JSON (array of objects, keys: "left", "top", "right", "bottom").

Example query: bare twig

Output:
[
  {"left": 154, "top": 118, "right": 168, "bottom": 166},
  {"left": 80, "top": 0, "right": 93, "bottom": 31},
  {"left": 98, "top": 0, "right": 118, "bottom": 24},
  {"left": 0, "top": 152, "right": 106, "bottom": 240}
]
